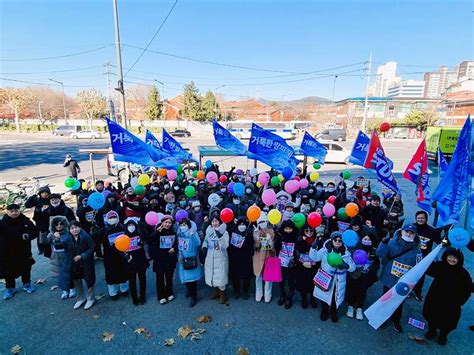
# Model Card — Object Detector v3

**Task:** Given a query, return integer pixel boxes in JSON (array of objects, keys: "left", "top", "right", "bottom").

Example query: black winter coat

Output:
[
  {"left": 147, "top": 227, "right": 178, "bottom": 273},
  {"left": 0, "top": 214, "right": 38, "bottom": 279},
  {"left": 60, "top": 231, "right": 96, "bottom": 287},
  {"left": 228, "top": 226, "right": 254, "bottom": 280},
  {"left": 95, "top": 224, "right": 129, "bottom": 284},
  {"left": 295, "top": 236, "right": 317, "bottom": 293},
  {"left": 24, "top": 195, "right": 51, "bottom": 232},
  {"left": 124, "top": 229, "right": 149, "bottom": 274}
]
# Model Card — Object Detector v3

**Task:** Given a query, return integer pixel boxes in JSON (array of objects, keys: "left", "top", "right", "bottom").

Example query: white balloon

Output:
[
  {"left": 249, "top": 168, "right": 258, "bottom": 177},
  {"left": 130, "top": 177, "right": 139, "bottom": 188},
  {"left": 208, "top": 193, "right": 221, "bottom": 207}
]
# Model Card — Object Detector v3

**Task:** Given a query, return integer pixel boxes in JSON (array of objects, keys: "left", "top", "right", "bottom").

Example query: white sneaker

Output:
[
  {"left": 159, "top": 298, "right": 167, "bottom": 304},
  {"left": 61, "top": 291, "right": 69, "bottom": 299},
  {"left": 68, "top": 289, "right": 77, "bottom": 298},
  {"left": 84, "top": 300, "right": 95, "bottom": 310},
  {"left": 167, "top": 295, "right": 175, "bottom": 302},
  {"left": 356, "top": 308, "right": 364, "bottom": 320},
  {"left": 346, "top": 305, "right": 354, "bottom": 318},
  {"left": 74, "top": 299, "right": 86, "bottom": 310},
  {"left": 264, "top": 295, "right": 272, "bottom": 303},
  {"left": 255, "top": 292, "right": 263, "bottom": 302}
]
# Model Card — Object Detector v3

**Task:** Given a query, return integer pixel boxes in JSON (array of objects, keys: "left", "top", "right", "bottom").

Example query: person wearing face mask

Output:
[
  {"left": 376, "top": 224, "right": 422, "bottom": 333},
  {"left": 100, "top": 192, "right": 125, "bottom": 222},
  {"left": 162, "top": 189, "right": 177, "bottom": 215},
  {"left": 228, "top": 217, "right": 254, "bottom": 300},
  {"left": 349, "top": 216, "right": 376, "bottom": 241},
  {"left": 188, "top": 201, "right": 206, "bottom": 238},
  {"left": 360, "top": 195, "right": 388, "bottom": 245},
  {"left": 323, "top": 182, "right": 337, "bottom": 201},
  {"left": 77, "top": 195, "right": 104, "bottom": 259},
  {"left": 335, "top": 182, "right": 348, "bottom": 209},
  {"left": 47, "top": 216, "right": 76, "bottom": 299},
  {"left": 423, "top": 247, "right": 471, "bottom": 346},
  {"left": 253, "top": 213, "right": 275, "bottom": 303},
  {"left": 275, "top": 191, "right": 291, "bottom": 213},
  {"left": 314, "top": 182, "right": 326, "bottom": 206},
  {"left": 275, "top": 220, "right": 299, "bottom": 309},
  {"left": 244, "top": 183, "right": 258, "bottom": 206},
  {"left": 123, "top": 185, "right": 147, "bottom": 219},
  {"left": 123, "top": 218, "right": 148, "bottom": 306},
  {"left": 345, "top": 234, "right": 380, "bottom": 320},
  {"left": 201, "top": 216, "right": 230, "bottom": 304},
  {"left": 296, "top": 191, "right": 311, "bottom": 214},
  {"left": 177, "top": 196, "right": 188, "bottom": 210},
  {"left": 176, "top": 218, "right": 203, "bottom": 308},
  {"left": 356, "top": 184, "right": 372, "bottom": 208},
  {"left": 93, "top": 211, "right": 130, "bottom": 300},
  {"left": 383, "top": 193, "right": 405, "bottom": 237},
  {"left": 0, "top": 204, "right": 38, "bottom": 300},
  {"left": 147, "top": 183, "right": 160, "bottom": 197},
  {"left": 295, "top": 225, "right": 318, "bottom": 309},
  {"left": 226, "top": 195, "right": 248, "bottom": 218},
  {"left": 94, "top": 180, "right": 105, "bottom": 193},
  {"left": 309, "top": 232, "right": 356, "bottom": 322},
  {"left": 307, "top": 185, "right": 318, "bottom": 209},
  {"left": 25, "top": 186, "right": 51, "bottom": 256},
  {"left": 282, "top": 202, "right": 295, "bottom": 222}
]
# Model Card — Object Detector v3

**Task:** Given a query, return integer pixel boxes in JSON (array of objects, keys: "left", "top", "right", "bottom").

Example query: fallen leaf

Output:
[
  {"left": 10, "top": 345, "right": 22, "bottom": 354},
  {"left": 178, "top": 325, "right": 193, "bottom": 339},
  {"left": 92, "top": 314, "right": 100, "bottom": 320},
  {"left": 50, "top": 285, "right": 59, "bottom": 291},
  {"left": 224, "top": 323, "right": 231, "bottom": 328},
  {"left": 34, "top": 278, "right": 47, "bottom": 284},
  {"left": 134, "top": 327, "right": 152, "bottom": 339},
  {"left": 102, "top": 332, "right": 114, "bottom": 342},
  {"left": 197, "top": 315, "right": 212, "bottom": 324},
  {"left": 164, "top": 338, "right": 175, "bottom": 346},
  {"left": 95, "top": 293, "right": 106, "bottom": 301},
  {"left": 237, "top": 347, "right": 249, "bottom": 355}
]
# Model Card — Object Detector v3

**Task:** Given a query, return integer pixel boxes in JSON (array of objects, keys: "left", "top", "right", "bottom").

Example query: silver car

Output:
[{"left": 70, "top": 130, "right": 102, "bottom": 139}]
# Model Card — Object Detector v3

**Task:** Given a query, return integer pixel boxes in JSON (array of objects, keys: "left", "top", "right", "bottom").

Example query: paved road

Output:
[{"left": 0, "top": 132, "right": 472, "bottom": 354}]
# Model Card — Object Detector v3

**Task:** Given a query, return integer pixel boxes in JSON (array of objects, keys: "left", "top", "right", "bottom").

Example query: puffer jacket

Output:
[
  {"left": 47, "top": 216, "right": 69, "bottom": 280},
  {"left": 202, "top": 223, "right": 229, "bottom": 288}
]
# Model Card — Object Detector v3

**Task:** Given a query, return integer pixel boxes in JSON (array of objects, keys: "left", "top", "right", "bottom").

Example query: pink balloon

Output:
[
  {"left": 299, "top": 178, "right": 309, "bottom": 189},
  {"left": 206, "top": 171, "right": 218, "bottom": 184},
  {"left": 284, "top": 180, "right": 299, "bottom": 194},
  {"left": 167, "top": 170, "right": 177, "bottom": 181},
  {"left": 261, "top": 188, "right": 276, "bottom": 206},
  {"left": 323, "top": 203, "right": 336, "bottom": 217},
  {"left": 145, "top": 211, "right": 159, "bottom": 226},
  {"left": 258, "top": 172, "right": 270, "bottom": 186}
]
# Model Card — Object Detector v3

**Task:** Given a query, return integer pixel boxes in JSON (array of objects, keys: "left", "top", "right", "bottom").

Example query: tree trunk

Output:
[
  {"left": 14, "top": 108, "right": 20, "bottom": 133},
  {"left": 88, "top": 115, "right": 93, "bottom": 130}
]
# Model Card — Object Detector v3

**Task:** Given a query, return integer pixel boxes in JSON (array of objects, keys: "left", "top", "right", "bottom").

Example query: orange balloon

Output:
[
  {"left": 345, "top": 202, "right": 359, "bottom": 218},
  {"left": 246, "top": 205, "right": 262, "bottom": 222},
  {"left": 157, "top": 168, "right": 167, "bottom": 177},
  {"left": 114, "top": 235, "right": 131, "bottom": 252},
  {"left": 196, "top": 170, "right": 205, "bottom": 180}
]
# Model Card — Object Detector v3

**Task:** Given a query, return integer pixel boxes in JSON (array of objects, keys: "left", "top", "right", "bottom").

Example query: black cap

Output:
[
  {"left": 49, "top": 193, "right": 62, "bottom": 200},
  {"left": 6, "top": 203, "right": 21, "bottom": 210}
]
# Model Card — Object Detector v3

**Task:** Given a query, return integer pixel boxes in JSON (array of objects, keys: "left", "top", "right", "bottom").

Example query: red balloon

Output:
[
  {"left": 307, "top": 212, "right": 322, "bottom": 228},
  {"left": 293, "top": 176, "right": 301, "bottom": 181},
  {"left": 219, "top": 175, "right": 227, "bottom": 183},
  {"left": 380, "top": 122, "right": 391, "bottom": 132},
  {"left": 220, "top": 208, "right": 234, "bottom": 224},
  {"left": 327, "top": 195, "right": 337, "bottom": 204}
]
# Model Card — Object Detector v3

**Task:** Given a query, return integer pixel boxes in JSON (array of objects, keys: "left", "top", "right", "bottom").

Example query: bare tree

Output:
[
  {"left": 76, "top": 89, "right": 107, "bottom": 129},
  {"left": 0, "top": 87, "right": 31, "bottom": 132},
  {"left": 27, "top": 86, "right": 72, "bottom": 124}
]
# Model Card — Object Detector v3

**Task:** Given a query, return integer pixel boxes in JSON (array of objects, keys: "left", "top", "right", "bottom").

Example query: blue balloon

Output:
[
  {"left": 233, "top": 182, "right": 245, "bottom": 197},
  {"left": 88, "top": 192, "right": 105, "bottom": 210},
  {"left": 282, "top": 167, "right": 293, "bottom": 180},
  {"left": 448, "top": 228, "right": 470, "bottom": 248},
  {"left": 342, "top": 229, "right": 358, "bottom": 247},
  {"left": 70, "top": 179, "right": 81, "bottom": 191},
  {"left": 205, "top": 160, "right": 213, "bottom": 169}
]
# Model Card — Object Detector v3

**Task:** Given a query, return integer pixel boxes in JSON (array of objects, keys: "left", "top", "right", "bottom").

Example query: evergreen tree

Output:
[
  {"left": 145, "top": 86, "right": 162, "bottom": 120},
  {"left": 182, "top": 81, "right": 203, "bottom": 121},
  {"left": 201, "top": 90, "right": 218, "bottom": 121}
]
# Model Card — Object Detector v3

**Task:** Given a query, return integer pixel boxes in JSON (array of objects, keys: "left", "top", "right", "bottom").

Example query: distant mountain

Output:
[{"left": 258, "top": 96, "right": 332, "bottom": 106}]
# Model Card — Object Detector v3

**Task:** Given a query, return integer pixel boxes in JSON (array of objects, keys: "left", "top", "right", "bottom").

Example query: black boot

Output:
[
  {"left": 310, "top": 296, "right": 318, "bottom": 309},
  {"left": 425, "top": 328, "right": 437, "bottom": 340},
  {"left": 438, "top": 332, "right": 448, "bottom": 346},
  {"left": 330, "top": 306, "right": 338, "bottom": 323},
  {"left": 320, "top": 308, "right": 329, "bottom": 321},
  {"left": 278, "top": 294, "right": 286, "bottom": 306},
  {"left": 185, "top": 288, "right": 190, "bottom": 298},
  {"left": 301, "top": 292, "right": 308, "bottom": 309},
  {"left": 285, "top": 298, "right": 293, "bottom": 309},
  {"left": 189, "top": 297, "right": 197, "bottom": 308}
]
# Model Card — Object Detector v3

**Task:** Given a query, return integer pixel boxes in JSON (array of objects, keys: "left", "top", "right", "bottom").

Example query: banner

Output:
[
  {"left": 432, "top": 116, "right": 472, "bottom": 228},
  {"left": 300, "top": 131, "right": 328, "bottom": 164},
  {"left": 162, "top": 128, "right": 193, "bottom": 162},
  {"left": 365, "top": 244, "right": 443, "bottom": 329},
  {"left": 248, "top": 123, "right": 298, "bottom": 173},
  {"left": 350, "top": 130, "right": 393, "bottom": 168},
  {"left": 212, "top": 120, "right": 248, "bottom": 156},
  {"left": 375, "top": 148, "right": 399, "bottom": 194},
  {"left": 145, "top": 130, "right": 178, "bottom": 169},
  {"left": 437, "top": 147, "right": 449, "bottom": 176},
  {"left": 403, "top": 140, "right": 431, "bottom": 213}
]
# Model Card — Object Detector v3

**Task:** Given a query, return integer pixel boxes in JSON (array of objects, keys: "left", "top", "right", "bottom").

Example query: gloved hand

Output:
[
  {"left": 382, "top": 236, "right": 391, "bottom": 244},
  {"left": 311, "top": 239, "right": 319, "bottom": 249},
  {"left": 338, "top": 262, "right": 350, "bottom": 270}
]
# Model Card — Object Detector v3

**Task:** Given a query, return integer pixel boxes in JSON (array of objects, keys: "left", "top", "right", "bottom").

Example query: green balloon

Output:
[
  {"left": 134, "top": 185, "right": 145, "bottom": 195},
  {"left": 313, "top": 163, "right": 321, "bottom": 170},
  {"left": 337, "top": 207, "right": 349, "bottom": 221},
  {"left": 64, "top": 178, "right": 75, "bottom": 188},
  {"left": 184, "top": 185, "right": 196, "bottom": 198},
  {"left": 342, "top": 170, "right": 351, "bottom": 179},
  {"left": 270, "top": 176, "right": 280, "bottom": 187},
  {"left": 327, "top": 251, "right": 343, "bottom": 267},
  {"left": 177, "top": 174, "right": 184, "bottom": 183},
  {"left": 291, "top": 213, "right": 306, "bottom": 229},
  {"left": 192, "top": 170, "right": 198, "bottom": 178},
  {"left": 177, "top": 164, "right": 183, "bottom": 174}
]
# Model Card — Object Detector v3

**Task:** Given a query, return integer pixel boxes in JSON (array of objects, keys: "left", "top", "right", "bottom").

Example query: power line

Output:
[
  {"left": 0, "top": 44, "right": 113, "bottom": 62},
  {"left": 0, "top": 65, "right": 104, "bottom": 75},
  {"left": 0, "top": 77, "right": 107, "bottom": 88},
  {"left": 124, "top": 0, "right": 178, "bottom": 77}
]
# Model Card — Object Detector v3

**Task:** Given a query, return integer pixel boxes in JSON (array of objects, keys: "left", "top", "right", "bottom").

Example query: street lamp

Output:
[
  {"left": 48, "top": 78, "right": 67, "bottom": 123},
  {"left": 214, "top": 85, "right": 225, "bottom": 118},
  {"left": 154, "top": 79, "right": 165, "bottom": 119}
]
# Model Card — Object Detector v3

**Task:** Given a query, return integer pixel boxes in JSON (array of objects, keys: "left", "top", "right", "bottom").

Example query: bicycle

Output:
[{"left": 0, "top": 178, "right": 42, "bottom": 211}]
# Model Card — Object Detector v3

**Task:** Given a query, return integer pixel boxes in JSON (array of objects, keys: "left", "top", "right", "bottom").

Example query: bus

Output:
[{"left": 225, "top": 120, "right": 298, "bottom": 140}]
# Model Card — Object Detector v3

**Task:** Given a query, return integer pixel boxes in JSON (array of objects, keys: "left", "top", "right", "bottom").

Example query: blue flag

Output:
[
  {"left": 432, "top": 116, "right": 472, "bottom": 228},
  {"left": 300, "top": 131, "right": 328, "bottom": 164},
  {"left": 162, "top": 128, "right": 193, "bottom": 162},
  {"left": 248, "top": 123, "right": 298, "bottom": 173},
  {"left": 350, "top": 130, "right": 393, "bottom": 168},
  {"left": 145, "top": 130, "right": 178, "bottom": 169},
  {"left": 212, "top": 120, "right": 247, "bottom": 155},
  {"left": 107, "top": 118, "right": 156, "bottom": 166},
  {"left": 437, "top": 147, "right": 449, "bottom": 176},
  {"left": 375, "top": 148, "right": 399, "bottom": 194}
]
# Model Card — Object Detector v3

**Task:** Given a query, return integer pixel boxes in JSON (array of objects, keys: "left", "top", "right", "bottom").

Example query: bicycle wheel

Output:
[{"left": 0, "top": 188, "right": 9, "bottom": 208}]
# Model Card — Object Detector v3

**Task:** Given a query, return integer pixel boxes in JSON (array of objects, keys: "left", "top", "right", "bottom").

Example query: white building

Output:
[
  {"left": 458, "top": 61, "right": 474, "bottom": 80},
  {"left": 423, "top": 66, "right": 458, "bottom": 98},
  {"left": 387, "top": 80, "right": 425, "bottom": 98},
  {"left": 374, "top": 62, "right": 400, "bottom": 97}
]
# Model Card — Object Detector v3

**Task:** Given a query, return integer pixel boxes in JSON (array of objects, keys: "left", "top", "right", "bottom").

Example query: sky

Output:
[{"left": 0, "top": 0, "right": 472, "bottom": 101}]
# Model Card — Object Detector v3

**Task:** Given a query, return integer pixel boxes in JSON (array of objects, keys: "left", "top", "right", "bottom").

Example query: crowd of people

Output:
[{"left": 0, "top": 161, "right": 472, "bottom": 347}]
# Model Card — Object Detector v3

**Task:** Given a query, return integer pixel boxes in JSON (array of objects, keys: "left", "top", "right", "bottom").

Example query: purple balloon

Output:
[
  {"left": 102, "top": 190, "right": 111, "bottom": 198},
  {"left": 227, "top": 181, "right": 235, "bottom": 193},
  {"left": 235, "top": 169, "right": 244, "bottom": 176},
  {"left": 175, "top": 209, "right": 188, "bottom": 223},
  {"left": 353, "top": 250, "right": 368, "bottom": 265}
]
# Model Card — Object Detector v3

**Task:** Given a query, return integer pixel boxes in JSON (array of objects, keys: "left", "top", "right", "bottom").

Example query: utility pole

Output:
[
  {"left": 48, "top": 78, "right": 67, "bottom": 124},
  {"left": 154, "top": 79, "right": 165, "bottom": 119},
  {"left": 332, "top": 75, "right": 338, "bottom": 102},
  {"left": 113, "top": 0, "right": 127, "bottom": 128},
  {"left": 361, "top": 52, "right": 372, "bottom": 133}
]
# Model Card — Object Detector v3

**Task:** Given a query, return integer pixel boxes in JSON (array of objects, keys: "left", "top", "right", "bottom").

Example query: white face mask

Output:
[
  {"left": 246, "top": 188, "right": 252, "bottom": 194},
  {"left": 362, "top": 188, "right": 369, "bottom": 193},
  {"left": 180, "top": 226, "right": 189, "bottom": 233},
  {"left": 339, "top": 186, "right": 345, "bottom": 190},
  {"left": 107, "top": 218, "right": 118, "bottom": 226},
  {"left": 283, "top": 211, "right": 294, "bottom": 219},
  {"left": 258, "top": 222, "right": 268, "bottom": 229},
  {"left": 220, "top": 188, "right": 226, "bottom": 193},
  {"left": 151, "top": 186, "right": 159, "bottom": 191},
  {"left": 193, "top": 207, "right": 201, "bottom": 212},
  {"left": 233, "top": 199, "right": 240, "bottom": 205},
  {"left": 51, "top": 200, "right": 61, "bottom": 207},
  {"left": 327, "top": 187, "right": 335, "bottom": 193},
  {"left": 401, "top": 235, "right": 414, "bottom": 242},
  {"left": 237, "top": 225, "right": 246, "bottom": 232},
  {"left": 316, "top": 187, "right": 323, "bottom": 192},
  {"left": 127, "top": 225, "right": 136, "bottom": 233}
]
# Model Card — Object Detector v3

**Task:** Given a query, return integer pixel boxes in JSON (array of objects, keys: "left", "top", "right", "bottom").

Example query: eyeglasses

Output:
[
  {"left": 333, "top": 238, "right": 342, "bottom": 242},
  {"left": 304, "top": 229, "right": 314, "bottom": 233}
]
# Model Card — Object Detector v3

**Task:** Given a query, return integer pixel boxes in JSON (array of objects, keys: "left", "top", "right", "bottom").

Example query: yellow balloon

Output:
[
  {"left": 256, "top": 181, "right": 262, "bottom": 188},
  {"left": 137, "top": 173, "right": 150, "bottom": 186},
  {"left": 268, "top": 209, "right": 282, "bottom": 225},
  {"left": 81, "top": 182, "right": 88, "bottom": 190},
  {"left": 278, "top": 174, "right": 284, "bottom": 182},
  {"left": 310, "top": 171, "right": 320, "bottom": 182}
]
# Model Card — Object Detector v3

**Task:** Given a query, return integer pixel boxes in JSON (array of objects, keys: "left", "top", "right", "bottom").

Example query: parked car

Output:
[
  {"left": 52, "top": 125, "right": 82, "bottom": 136},
  {"left": 316, "top": 128, "right": 346, "bottom": 141},
  {"left": 170, "top": 129, "right": 191, "bottom": 137},
  {"left": 71, "top": 130, "right": 102, "bottom": 139}
]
